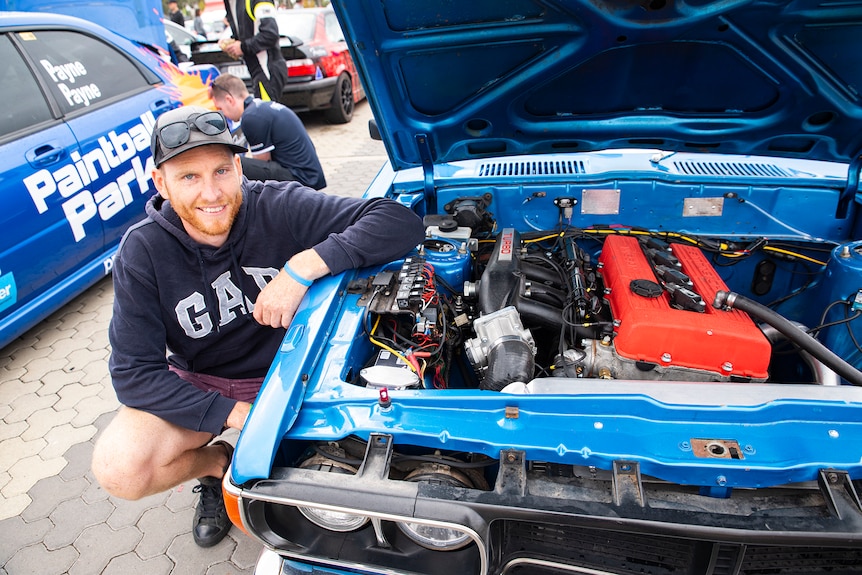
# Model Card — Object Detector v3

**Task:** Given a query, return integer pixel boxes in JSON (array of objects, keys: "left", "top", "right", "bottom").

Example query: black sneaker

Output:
[{"left": 192, "top": 442, "right": 233, "bottom": 547}]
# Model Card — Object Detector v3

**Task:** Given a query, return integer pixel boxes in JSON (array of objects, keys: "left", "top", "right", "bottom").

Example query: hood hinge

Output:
[
  {"left": 415, "top": 133, "right": 437, "bottom": 213},
  {"left": 836, "top": 155, "right": 862, "bottom": 218}
]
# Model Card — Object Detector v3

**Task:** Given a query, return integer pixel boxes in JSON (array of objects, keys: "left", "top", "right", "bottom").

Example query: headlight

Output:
[
  {"left": 397, "top": 461, "right": 476, "bottom": 550},
  {"left": 297, "top": 452, "right": 369, "bottom": 532},
  {"left": 398, "top": 521, "right": 472, "bottom": 550},
  {"left": 299, "top": 505, "right": 369, "bottom": 532}
]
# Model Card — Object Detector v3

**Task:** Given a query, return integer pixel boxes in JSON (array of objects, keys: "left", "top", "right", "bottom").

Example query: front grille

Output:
[{"left": 491, "top": 520, "right": 862, "bottom": 575}]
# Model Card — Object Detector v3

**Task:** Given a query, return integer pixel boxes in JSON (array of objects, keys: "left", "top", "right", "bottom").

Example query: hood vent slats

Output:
[
  {"left": 478, "top": 160, "right": 587, "bottom": 177},
  {"left": 673, "top": 160, "right": 792, "bottom": 177}
]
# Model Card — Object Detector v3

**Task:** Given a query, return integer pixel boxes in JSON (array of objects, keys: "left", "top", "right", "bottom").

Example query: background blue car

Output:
[{"left": 0, "top": 11, "right": 209, "bottom": 350}]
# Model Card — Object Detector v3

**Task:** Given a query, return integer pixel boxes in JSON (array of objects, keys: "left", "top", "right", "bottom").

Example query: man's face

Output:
[{"left": 152, "top": 145, "right": 244, "bottom": 247}]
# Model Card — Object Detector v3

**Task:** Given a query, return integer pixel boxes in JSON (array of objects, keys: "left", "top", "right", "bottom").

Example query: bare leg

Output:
[{"left": 92, "top": 406, "right": 231, "bottom": 500}]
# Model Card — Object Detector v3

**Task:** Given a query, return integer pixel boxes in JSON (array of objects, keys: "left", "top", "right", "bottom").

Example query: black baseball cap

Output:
[{"left": 150, "top": 106, "right": 247, "bottom": 168}]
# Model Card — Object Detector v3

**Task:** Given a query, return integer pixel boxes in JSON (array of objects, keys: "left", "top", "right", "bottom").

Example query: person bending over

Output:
[{"left": 211, "top": 73, "right": 327, "bottom": 189}]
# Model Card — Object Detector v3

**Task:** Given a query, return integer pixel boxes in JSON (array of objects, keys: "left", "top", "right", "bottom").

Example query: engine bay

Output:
[{"left": 351, "top": 207, "right": 861, "bottom": 392}]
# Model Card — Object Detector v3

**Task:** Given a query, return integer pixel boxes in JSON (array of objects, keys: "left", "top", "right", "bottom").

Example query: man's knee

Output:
[{"left": 92, "top": 415, "right": 155, "bottom": 500}]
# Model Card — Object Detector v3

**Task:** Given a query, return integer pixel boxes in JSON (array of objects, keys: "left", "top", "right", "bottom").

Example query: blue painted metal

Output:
[{"left": 0, "top": 0, "right": 168, "bottom": 50}]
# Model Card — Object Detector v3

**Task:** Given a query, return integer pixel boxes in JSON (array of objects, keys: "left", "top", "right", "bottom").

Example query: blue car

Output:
[
  {"left": 0, "top": 11, "right": 209, "bottom": 350},
  {"left": 226, "top": 1, "right": 862, "bottom": 573}
]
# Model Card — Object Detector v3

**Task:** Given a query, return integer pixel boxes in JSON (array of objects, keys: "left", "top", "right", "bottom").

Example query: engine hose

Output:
[{"left": 713, "top": 290, "right": 862, "bottom": 387}]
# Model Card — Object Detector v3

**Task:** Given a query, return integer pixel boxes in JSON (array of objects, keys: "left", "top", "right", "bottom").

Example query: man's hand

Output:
[
  {"left": 253, "top": 249, "right": 330, "bottom": 328},
  {"left": 226, "top": 401, "right": 252, "bottom": 430},
  {"left": 219, "top": 38, "right": 243, "bottom": 59}
]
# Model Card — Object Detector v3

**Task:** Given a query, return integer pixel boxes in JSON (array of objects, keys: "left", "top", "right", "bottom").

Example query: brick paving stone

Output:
[
  {"left": 5, "top": 391, "right": 58, "bottom": 423},
  {"left": 44, "top": 334, "right": 91, "bottom": 359},
  {"left": 206, "top": 560, "right": 255, "bottom": 575},
  {"left": 70, "top": 319, "right": 105, "bottom": 341},
  {"left": 0, "top": 420, "right": 26, "bottom": 442},
  {"left": 59, "top": 440, "right": 96, "bottom": 482},
  {"left": 40, "top": 424, "right": 97, "bottom": 460},
  {"left": 31, "top": 327, "right": 79, "bottom": 350},
  {"left": 20, "top": 357, "right": 69, "bottom": 383},
  {"left": 167, "top": 532, "right": 237, "bottom": 575},
  {"left": 45, "top": 497, "right": 114, "bottom": 550},
  {"left": 135, "top": 504, "right": 194, "bottom": 559},
  {"left": 21, "top": 474, "right": 89, "bottom": 522},
  {"left": 5, "top": 453, "right": 67, "bottom": 500},
  {"left": 21, "top": 406, "right": 76, "bottom": 442},
  {"left": 0, "top": 378, "right": 41, "bottom": 405},
  {"left": 76, "top": 359, "right": 110, "bottom": 386},
  {"left": 57, "top": 311, "right": 98, "bottom": 333},
  {"left": 38, "top": 368, "right": 82, "bottom": 397},
  {"left": 165, "top": 479, "right": 199, "bottom": 513},
  {"left": 0, "top": 515, "right": 52, "bottom": 564},
  {"left": 0, "top": 493, "right": 31, "bottom": 522},
  {"left": 55, "top": 382, "right": 103, "bottom": 412},
  {"left": 81, "top": 474, "right": 110, "bottom": 505},
  {"left": 6, "top": 342, "right": 53, "bottom": 367},
  {"left": 0, "top": 436, "right": 47, "bottom": 473},
  {"left": 101, "top": 551, "right": 174, "bottom": 575},
  {"left": 64, "top": 347, "right": 109, "bottom": 373},
  {"left": 69, "top": 522, "right": 143, "bottom": 575},
  {"left": 3, "top": 543, "right": 78, "bottom": 575},
  {"left": 70, "top": 393, "right": 120, "bottom": 428},
  {"left": 106, "top": 490, "right": 170, "bottom": 530},
  {"left": 229, "top": 533, "right": 262, "bottom": 570}
]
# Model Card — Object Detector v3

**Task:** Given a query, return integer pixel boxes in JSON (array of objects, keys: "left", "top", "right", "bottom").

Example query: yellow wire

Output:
[
  {"left": 762, "top": 246, "right": 827, "bottom": 266},
  {"left": 369, "top": 316, "right": 417, "bottom": 373}
]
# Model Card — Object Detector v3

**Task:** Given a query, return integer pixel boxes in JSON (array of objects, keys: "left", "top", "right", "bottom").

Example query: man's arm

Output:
[{"left": 253, "top": 248, "right": 329, "bottom": 328}]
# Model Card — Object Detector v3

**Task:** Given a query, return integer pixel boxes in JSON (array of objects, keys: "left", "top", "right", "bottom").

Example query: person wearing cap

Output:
[
  {"left": 90, "top": 106, "right": 424, "bottom": 548},
  {"left": 210, "top": 73, "right": 326, "bottom": 189}
]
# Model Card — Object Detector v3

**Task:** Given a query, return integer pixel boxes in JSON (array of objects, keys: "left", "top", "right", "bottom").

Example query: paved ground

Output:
[{"left": 0, "top": 100, "right": 387, "bottom": 575}]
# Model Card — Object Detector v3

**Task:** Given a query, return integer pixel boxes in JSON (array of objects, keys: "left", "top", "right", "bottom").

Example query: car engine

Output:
[{"left": 355, "top": 217, "right": 856, "bottom": 392}]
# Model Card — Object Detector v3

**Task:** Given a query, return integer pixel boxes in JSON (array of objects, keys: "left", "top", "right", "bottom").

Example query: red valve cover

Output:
[{"left": 597, "top": 235, "right": 770, "bottom": 379}]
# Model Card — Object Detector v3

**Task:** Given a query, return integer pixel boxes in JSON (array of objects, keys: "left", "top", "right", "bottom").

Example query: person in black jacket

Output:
[
  {"left": 167, "top": 0, "right": 185, "bottom": 27},
  {"left": 91, "top": 106, "right": 424, "bottom": 548},
  {"left": 219, "top": 0, "right": 287, "bottom": 101}
]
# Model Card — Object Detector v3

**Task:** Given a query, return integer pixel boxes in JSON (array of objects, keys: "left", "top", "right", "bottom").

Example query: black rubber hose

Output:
[{"left": 713, "top": 290, "right": 862, "bottom": 387}]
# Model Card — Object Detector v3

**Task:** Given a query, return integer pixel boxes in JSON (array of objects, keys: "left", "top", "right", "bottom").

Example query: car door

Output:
[
  {"left": 0, "top": 25, "right": 172, "bottom": 346},
  {"left": 0, "top": 31, "right": 95, "bottom": 328},
  {"left": 20, "top": 28, "right": 170, "bottom": 246}
]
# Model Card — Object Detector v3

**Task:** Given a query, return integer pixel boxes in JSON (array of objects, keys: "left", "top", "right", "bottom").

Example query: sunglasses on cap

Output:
[{"left": 157, "top": 111, "right": 229, "bottom": 150}]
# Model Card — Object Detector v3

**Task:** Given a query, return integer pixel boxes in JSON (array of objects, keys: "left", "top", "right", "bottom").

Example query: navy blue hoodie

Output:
[{"left": 108, "top": 178, "right": 424, "bottom": 434}]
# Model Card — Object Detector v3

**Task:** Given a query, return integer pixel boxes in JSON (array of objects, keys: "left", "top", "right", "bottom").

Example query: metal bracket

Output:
[
  {"left": 356, "top": 433, "right": 395, "bottom": 482},
  {"left": 818, "top": 468, "right": 862, "bottom": 520},
  {"left": 612, "top": 460, "right": 646, "bottom": 507},
  {"left": 495, "top": 449, "right": 527, "bottom": 497}
]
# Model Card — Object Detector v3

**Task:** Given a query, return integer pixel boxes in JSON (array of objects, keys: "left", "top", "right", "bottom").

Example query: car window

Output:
[
  {"left": 324, "top": 13, "right": 344, "bottom": 43},
  {"left": 16, "top": 30, "right": 151, "bottom": 116},
  {"left": 275, "top": 13, "right": 316, "bottom": 42},
  {"left": 0, "top": 34, "right": 53, "bottom": 139}
]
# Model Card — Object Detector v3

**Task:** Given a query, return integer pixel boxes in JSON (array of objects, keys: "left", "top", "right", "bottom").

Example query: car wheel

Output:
[{"left": 325, "top": 73, "right": 354, "bottom": 124}]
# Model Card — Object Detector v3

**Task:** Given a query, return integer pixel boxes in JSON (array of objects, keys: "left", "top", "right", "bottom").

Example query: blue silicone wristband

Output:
[{"left": 283, "top": 261, "right": 313, "bottom": 287}]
